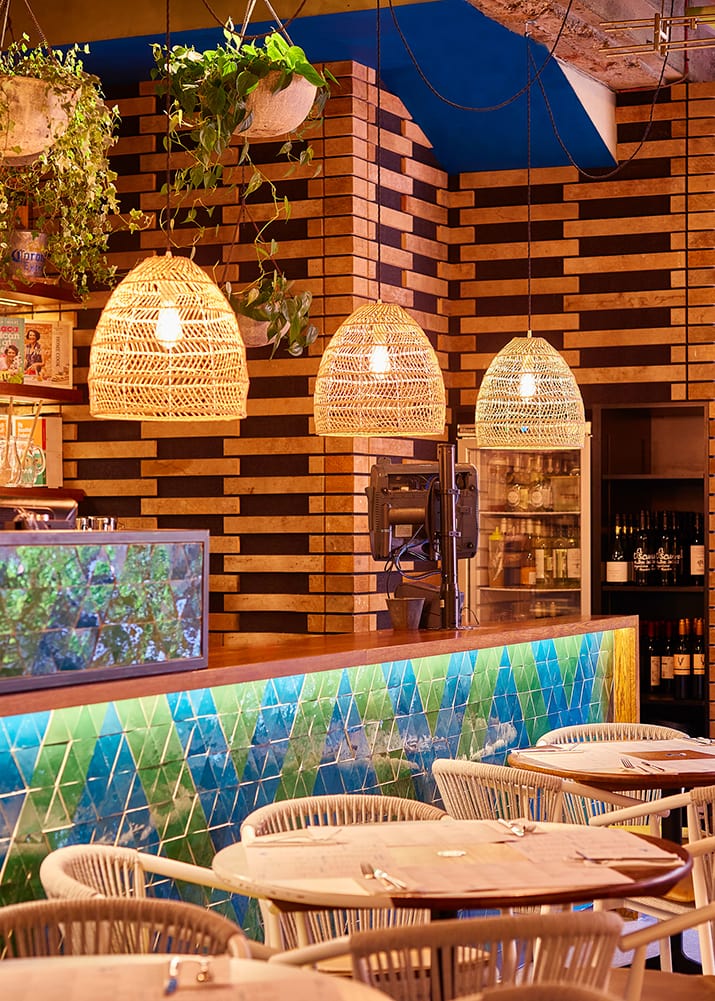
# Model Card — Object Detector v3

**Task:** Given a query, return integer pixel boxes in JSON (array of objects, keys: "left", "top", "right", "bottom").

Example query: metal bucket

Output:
[{"left": 10, "top": 230, "right": 47, "bottom": 280}]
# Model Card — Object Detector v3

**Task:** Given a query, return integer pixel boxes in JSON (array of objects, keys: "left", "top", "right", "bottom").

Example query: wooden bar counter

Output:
[{"left": 0, "top": 614, "right": 638, "bottom": 719}]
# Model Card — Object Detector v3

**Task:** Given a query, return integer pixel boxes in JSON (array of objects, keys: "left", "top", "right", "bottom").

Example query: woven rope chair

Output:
[
  {"left": 590, "top": 792, "right": 715, "bottom": 976},
  {"left": 38, "top": 844, "right": 273, "bottom": 959},
  {"left": 0, "top": 897, "right": 250, "bottom": 959},
  {"left": 40, "top": 843, "right": 236, "bottom": 902},
  {"left": 431, "top": 759, "right": 637, "bottom": 829},
  {"left": 536, "top": 722, "right": 690, "bottom": 830},
  {"left": 615, "top": 895, "right": 715, "bottom": 1001},
  {"left": 536, "top": 723, "right": 689, "bottom": 744},
  {"left": 470, "top": 985, "right": 622, "bottom": 1001},
  {"left": 270, "top": 910, "right": 623, "bottom": 1001},
  {"left": 241, "top": 794, "right": 446, "bottom": 955}
]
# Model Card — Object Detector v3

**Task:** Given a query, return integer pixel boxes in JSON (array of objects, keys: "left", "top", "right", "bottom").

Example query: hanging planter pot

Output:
[
  {"left": 240, "top": 71, "right": 317, "bottom": 140},
  {"left": 236, "top": 314, "right": 278, "bottom": 348},
  {"left": 0, "top": 76, "right": 76, "bottom": 161},
  {"left": 227, "top": 271, "right": 318, "bottom": 357}
]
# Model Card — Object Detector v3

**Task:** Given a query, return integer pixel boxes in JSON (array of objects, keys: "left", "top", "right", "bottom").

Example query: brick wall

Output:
[{"left": 62, "top": 66, "right": 715, "bottom": 681}]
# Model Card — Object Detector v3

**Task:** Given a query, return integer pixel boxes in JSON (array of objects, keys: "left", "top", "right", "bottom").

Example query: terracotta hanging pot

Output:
[
  {"left": 0, "top": 76, "right": 77, "bottom": 162},
  {"left": 237, "top": 314, "right": 271, "bottom": 347},
  {"left": 239, "top": 72, "right": 317, "bottom": 140}
]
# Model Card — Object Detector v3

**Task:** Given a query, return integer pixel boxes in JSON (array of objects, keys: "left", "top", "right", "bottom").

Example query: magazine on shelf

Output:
[
  {"left": 22, "top": 319, "right": 73, "bottom": 389},
  {"left": 0, "top": 316, "right": 24, "bottom": 384}
]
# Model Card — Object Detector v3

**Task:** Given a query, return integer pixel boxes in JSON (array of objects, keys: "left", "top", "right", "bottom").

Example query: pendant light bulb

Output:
[
  {"left": 369, "top": 342, "right": 391, "bottom": 377},
  {"left": 519, "top": 368, "right": 536, "bottom": 399},
  {"left": 155, "top": 300, "right": 182, "bottom": 348}
]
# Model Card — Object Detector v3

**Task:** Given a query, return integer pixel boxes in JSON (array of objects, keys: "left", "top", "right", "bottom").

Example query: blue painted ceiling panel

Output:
[{"left": 80, "top": 0, "right": 616, "bottom": 175}]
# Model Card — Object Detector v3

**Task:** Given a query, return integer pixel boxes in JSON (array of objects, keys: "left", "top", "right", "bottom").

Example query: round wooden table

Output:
[
  {"left": 508, "top": 737, "right": 715, "bottom": 792},
  {"left": 212, "top": 817, "right": 691, "bottom": 915},
  {"left": 0, "top": 953, "right": 388, "bottom": 1001}
]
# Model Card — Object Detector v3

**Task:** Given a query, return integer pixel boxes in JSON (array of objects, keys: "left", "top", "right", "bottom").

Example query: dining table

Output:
[
  {"left": 0, "top": 953, "right": 389, "bottom": 1001},
  {"left": 212, "top": 817, "right": 691, "bottom": 917},
  {"left": 508, "top": 734, "right": 715, "bottom": 975},
  {"left": 508, "top": 736, "right": 715, "bottom": 793}
]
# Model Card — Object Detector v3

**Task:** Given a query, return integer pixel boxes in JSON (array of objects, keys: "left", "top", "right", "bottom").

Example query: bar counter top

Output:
[{"left": 0, "top": 613, "right": 638, "bottom": 718}]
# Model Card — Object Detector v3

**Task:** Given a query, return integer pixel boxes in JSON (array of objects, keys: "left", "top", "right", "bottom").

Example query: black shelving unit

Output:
[{"left": 591, "top": 403, "right": 709, "bottom": 736}]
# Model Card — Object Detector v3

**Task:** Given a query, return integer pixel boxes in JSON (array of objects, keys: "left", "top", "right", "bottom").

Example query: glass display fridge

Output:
[{"left": 457, "top": 425, "right": 591, "bottom": 626}]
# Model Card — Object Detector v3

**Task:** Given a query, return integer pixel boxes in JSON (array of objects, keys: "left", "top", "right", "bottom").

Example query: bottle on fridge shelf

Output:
[
  {"left": 692, "top": 617, "right": 706, "bottom": 702},
  {"left": 529, "top": 456, "right": 545, "bottom": 512},
  {"left": 534, "top": 521, "right": 553, "bottom": 589},
  {"left": 488, "top": 519, "right": 505, "bottom": 587},
  {"left": 605, "top": 513, "right": 628, "bottom": 584},
  {"left": 660, "top": 619, "right": 674, "bottom": 696},
  {"left": 503, "top": 521, "right": 524, "bottom": 587},
  {"left": 673, "top": 617, "right": 692, "bottom": 700},
  {"left": 565, "top": 518, "right": 581, "bottom": 587},
  {"left": 541, "top": 456, "right": 554, "bottom": 511},
  {"left": 552, "top": 523, "right": 568, "bottom": 588},
  {"left": 690, "top": 512, "right": 705, "bottom": 587},
  {"left": 520, "top": 519, "right": 537, "bottom": 587}
]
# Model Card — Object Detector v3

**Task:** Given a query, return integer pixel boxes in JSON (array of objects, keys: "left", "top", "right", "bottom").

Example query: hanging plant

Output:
[
  {"left": 152, "top": 27, "right": 333, "bottom": 198},
  {"left": 226, "top": 268, "right": 318, "bottom": 357},
  {"left": 0, "top": 36, "right": 144, "bottom": 297}
]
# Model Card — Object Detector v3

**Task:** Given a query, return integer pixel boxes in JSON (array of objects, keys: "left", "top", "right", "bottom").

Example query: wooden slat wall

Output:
[{"left": 63, "top": 65, "right": 715, "bottom": 702}]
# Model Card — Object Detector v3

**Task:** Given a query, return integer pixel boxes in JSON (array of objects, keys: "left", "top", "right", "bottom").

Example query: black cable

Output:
[{"left": 386, "top": 0, "right": 576, "bottom": 113}]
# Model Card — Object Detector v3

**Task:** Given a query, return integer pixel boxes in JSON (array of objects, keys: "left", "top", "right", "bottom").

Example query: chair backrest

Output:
[
  {"left": 469, "top": 985, "right": 620, "bottom": 1001},
  {"left": 348, "top": 910, "right": 623, "bottom": 1001},
  {"left": 40, "top": 844, "right": 149, "bottom": 901},
  {"left": 432, "top": 759, "right": 565, "bottom": 822},
  {"left": 241, "top": 794, "right": 445, "bottom": 951},
  {"left": 0, "top": 897, "right": 250, "bottom": 958},
  {"left": 241, "top": 794, "right": 446, "bottom": 837},
  {"left": 536, "top": 723, "right": 688, "bottom": 744}
]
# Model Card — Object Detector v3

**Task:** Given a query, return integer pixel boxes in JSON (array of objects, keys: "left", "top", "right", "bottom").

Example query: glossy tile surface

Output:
[{"left": 0, "top": 629, "right": 614, "bottom": 934}]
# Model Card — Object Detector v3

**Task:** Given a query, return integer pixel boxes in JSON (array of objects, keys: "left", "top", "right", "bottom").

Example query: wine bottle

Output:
[
  {"left": 633, "top": 510, "right": 653, "bottom": 586},
  {"left": 552, "top": 523, "right": 568, "bottom": 588},
  {"left": 605, "top": 513, "right": 628, "bottom": 584},
  {"left": 673, "top": 617, "right": 691, "bottom": 700},
  {"left": 692, "top": 617, "right": 706, "bottom": 702},
  {"left": 660, "top": 619, "right": 674, "bottom": 696},
  {"left": 565, "top": 518, "right": 581, "bottom": 587},
  {"left": 655, "top": 510, "right": 676, "bottom": 587},
  {"left": 644, "top": 620, "right": 661, "bottom": 692},
  {"left": 690, "top": 512, "right": 705, "bottom": 587}
]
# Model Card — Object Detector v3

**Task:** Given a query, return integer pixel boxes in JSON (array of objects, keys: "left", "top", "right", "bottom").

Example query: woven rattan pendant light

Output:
[
  {"left": 474, "top": 32, "right": 585, "bottom": 451},
  {"left": 313, "top": 0, "right": 445, "bottom": 438},
  {"left": 88, "top": 0, "right": 249, "bottom": 422}
]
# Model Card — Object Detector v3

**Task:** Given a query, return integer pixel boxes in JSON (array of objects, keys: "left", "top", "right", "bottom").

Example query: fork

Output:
[
  {"left": 621, "top": 755, "right": 664, "bottom": 773},
  {"left": 360, "top": 861, "right": 408, "bottom": 890}
]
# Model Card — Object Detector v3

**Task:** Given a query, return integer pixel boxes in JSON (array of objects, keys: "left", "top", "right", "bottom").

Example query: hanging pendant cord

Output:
[
  {"left": 164, "top": 0, "right": 172, "bottom": 252},
  {"left": 526, "top": 23, "right": 533, "bottom": 339},
  {"left": 376, "top": 0, "right": 382, "bottom": 301}
]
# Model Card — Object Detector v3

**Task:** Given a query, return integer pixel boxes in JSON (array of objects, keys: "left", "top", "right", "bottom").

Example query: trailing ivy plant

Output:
[{"left": 0, "top": 36, "right": 144, "bottom": 297}]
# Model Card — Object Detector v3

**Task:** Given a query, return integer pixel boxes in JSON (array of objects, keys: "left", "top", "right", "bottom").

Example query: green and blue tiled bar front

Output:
[
  {"left": 0, "top": 531, "right": 209, "bottom": 689},
  {"left": 0, "top": 628, "right": 617, "bottom": 936}
]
